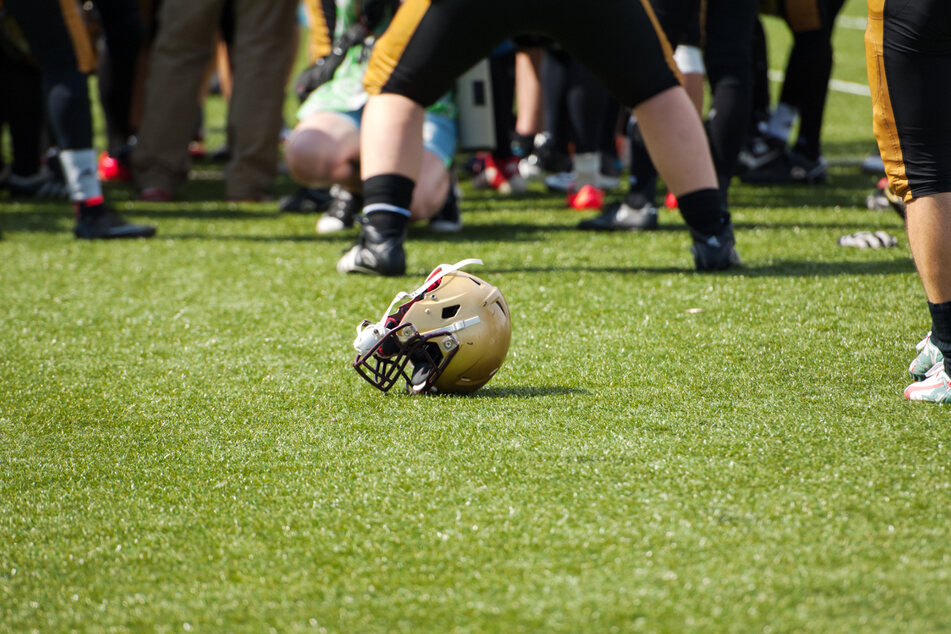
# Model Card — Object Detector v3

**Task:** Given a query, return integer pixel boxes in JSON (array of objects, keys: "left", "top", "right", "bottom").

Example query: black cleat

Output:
[
  {"left": 690, "top": 225, "right": 740, "bottom": 272},
  {"left": 736, "top": 134, "right": 785, "bottom": 176},
  {"left": 279, "top": 186, "right": 332, "bottom": 213},
  {"left": 578, "top": 200, "right": 658, "bottom": 231},
  {"left": 336, "top": 222, "right": 406, "bottom": 276},
  {"left": 2, "top": 170, "right": 69, "bottom": 200},
  {"left": 740, "top": 149, "right": 828, "bottom": 185},
  {"left": 316, "top": 186, "right": 361, "bottom": 234},
  {"left": 74, "top": 207, "right": 157, "bottom": 240},
  {"left": 428, "top": 183, "right": 462, "bottom": 233}
]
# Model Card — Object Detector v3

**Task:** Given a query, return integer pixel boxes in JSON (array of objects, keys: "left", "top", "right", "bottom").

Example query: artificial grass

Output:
[{"left": 3, "top": 1, "right": 950, "bottom": 631}]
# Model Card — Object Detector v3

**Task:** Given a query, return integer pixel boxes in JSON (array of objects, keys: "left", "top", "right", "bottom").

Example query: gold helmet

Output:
[{"left": 352, "top": 259, "right": 511, "bottom": 394}]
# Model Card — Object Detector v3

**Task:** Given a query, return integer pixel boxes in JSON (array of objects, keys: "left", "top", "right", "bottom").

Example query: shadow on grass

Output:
[
  {"left": 473, "top": 386, "right": 590, "bottom": 398},
  {"left": 491, "top": 258, "right": 915, "bottom": 278}
]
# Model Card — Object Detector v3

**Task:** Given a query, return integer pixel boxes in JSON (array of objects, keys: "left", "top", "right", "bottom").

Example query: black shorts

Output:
[
  {"left": 364, "top": 0, "right": 680, "bottom": 109},
  {"left": 867, "top": 0, "right": 951, "bottom": 202},
  {"left": 5, "top": 0, "right": 96, "bottom": 74}
]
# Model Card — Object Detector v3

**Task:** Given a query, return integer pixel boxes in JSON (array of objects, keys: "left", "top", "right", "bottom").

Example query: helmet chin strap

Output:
[{"left": 353, "top": 258, "right": 485, "bottom": 355}]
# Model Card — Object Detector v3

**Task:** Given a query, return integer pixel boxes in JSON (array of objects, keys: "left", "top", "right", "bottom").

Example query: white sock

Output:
[
  {"left": 573, "top": 152, "right": 600, "bottom": 188},
  {"left": 59, "top": 149, "right": 102, "bottom": 202},
  {"left": 765, "top": 103, "right": 798, "bottom": 143}
]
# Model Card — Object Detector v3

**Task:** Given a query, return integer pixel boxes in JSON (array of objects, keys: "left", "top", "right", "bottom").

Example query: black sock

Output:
[
  {"left": 928, "top": 300, "right": 951, "bottom": 375},
  {"left": 511, "top": 132, "right": 533, "bottom": 158},
  {"left": 678, "top": 189, "right": 730, "bottom": 236},
  {"left": 362, "top": 174, "right": 414, "bottom": 234}
]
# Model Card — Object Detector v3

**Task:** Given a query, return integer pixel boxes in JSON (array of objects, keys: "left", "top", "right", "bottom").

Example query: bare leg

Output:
[
  {"left": 360, "top": 93, "right": 425, "bottom": 182},
  {"left": 682, "top": 72, "right": 705, "bottom": 116},
  {"left": 514, "top": 48, "right": 543, "bottom": 137},
  {"left": 907, "top": 193, "right": 951, "bottom": 303},
  {"left": 633, "top": 86, "right": 718, "bottom": 197},
  {"left": 410, "top": 151, "right": 451, "bottom": 220}
]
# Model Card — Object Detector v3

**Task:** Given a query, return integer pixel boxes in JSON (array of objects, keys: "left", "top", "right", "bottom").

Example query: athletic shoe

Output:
[
  {"left": 736, "top": 134, "right": 785, "bottom": 175},
  {"left": 97, "top": 151, "right": 132, "bottom": 182},
  {"left": 865, "top": 177, "right": 906, "bottom": 220},
  {"left": 2, "top": 169, "right": 69, "bottom": 199},
  {"left": 74, "top": 207, "right": 157, "bottom": 239},
  {"left": 545, "top": 171, "right": 575, "bottom": 193},
  {"left": 740, "top": 149, "right": 828, "bottom": 185},
  {"left": 909, "top": 332, "right": 944, "bottom": 381},
  {"left": 472, "top": 153, "right": 526, "bottom": 194},
  {"left": 530, "top": 132, "right": 574, "bottom": 174},
  {"left": 578, "top": 200, "right": 657, "bottom": 231},
  {"left": 428, "top": 184, "right": 462, "bottom": 233},
  {"left": 140, "top": 187, "right": 173, "bottom": 202},
  {"left": 188, "top": 140, "right": 206, "bottom": 159},
  {"left": 316, "top": 186, "right": 360, "bottom": 234},
  {"left": 518, "top": 154, "right": 546, "bottom": 183},
  {"left": 546, "top": 171, "right": 620, "bottom": 193},
  {"left": 279, "top": 186, "right": 332, "bottom": 213},
  {"left": 336, "top": 222, "right": 406, "bottom": 276},
  {"left": 861, "top": 153, "right": 885, "bottom": 174},
  {"left": 904, "top": 362, "right": 951, "bottom": 403},
  {"left": 210, "top": 144, "right": 231, "bottom": 163},
  {"left": 566, "top": 184, "right": 604, "bottom": 210},
  {"left": 690, "top": 224, "right": 740, "bottom": 272}
]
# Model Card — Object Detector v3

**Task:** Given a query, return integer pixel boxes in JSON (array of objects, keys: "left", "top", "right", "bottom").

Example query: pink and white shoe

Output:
[{"left": 904, "top": 362, "right": 951, "bottom": 404}]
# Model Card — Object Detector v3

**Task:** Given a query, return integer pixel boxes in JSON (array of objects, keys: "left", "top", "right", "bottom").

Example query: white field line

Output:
[
  {"left": 767, "top": 69, "right": 871, "bottom": 98},
  {"left": 836, "top": 15, "right": 868, "bottom": 30}
]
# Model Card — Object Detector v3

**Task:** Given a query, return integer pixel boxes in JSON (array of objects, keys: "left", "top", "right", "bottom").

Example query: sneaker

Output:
[
  {"left": 909, "top": 332, "right": 944, "bottom": 381},
  {"left": 861, "top": 153, "right": 885, "bottom": 174},
  {"left": 336, "top": 222, "right": 406, "bottom": 276},
  {"left": 865, "top": 177, "right": 906, "bottom": 220},
  {"left": 279, "top": 186, "right": 332, "bottom": 213},
  {"left": 566, "top": 184, "right": 604, "bottom": 210},
  {"left": 140, "top": 187, "right": 173, "bottom": 202},
  {"left": 428, "top": 184, "right": 462, "bottom": 233},
  {"left": 531, "top": 133, "right": 574, "bottom": 174},
  {"left": 188, "top": 140, "right": 206, "bottom": 159},
  {"left": 74, "top": 207, "right": 157, "bottom": 239},
  {"left": 904, "top": 362, "right": 951, "bottom": 403},
  {"left": 740, "top": 149, "right": 828, "bottom": 185},
  {"left": 210, "top": 144, "right": 231, "bottom": 163},
  {"left": 2, "top": 169, "right": 69, "bottom": 199},
  {"left": 736, "top": 134, "right": 785, "bottom": 175},
  {"left": 472, "top": 153, "right": 526, "bottom": 194},
  {"left": 518, "top": 154, "right": 546, "bottom": 183},
  {"left": 545, "top": 171, "right": 576, "bottom": 193},
  {"left": 578, "top": 200, "right": 657, "bottom": 231},
  {"left": 547, "top": 171, "right": 620, "bottom": 193},
  {"left": 690, "top": 224, "right": 740, "bottom": 272},
  {"left": 97, "top": 151, "right": 133, "bottom": 182},
  {"left": 316, "top": 186, "right": 360, "bottom": 234}
]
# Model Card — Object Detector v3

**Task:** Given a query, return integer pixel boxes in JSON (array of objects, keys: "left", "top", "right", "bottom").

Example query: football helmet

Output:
[{"left": 352, "top": 259, "right": 511, "bottom": 394}]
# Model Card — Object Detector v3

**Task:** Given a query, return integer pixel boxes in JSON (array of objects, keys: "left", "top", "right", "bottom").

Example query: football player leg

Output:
[
  {"left": 865, "top": 0, "right": 951, "bottom": 401},
  {"left": 903, "top": 194, "right": 951, "bottom": 402},
  {"left": 5, "top": 0, "right": 156, "bottom": 239},
  {"left": 343, "top": 0, "right": 738, "bottom": 275}
]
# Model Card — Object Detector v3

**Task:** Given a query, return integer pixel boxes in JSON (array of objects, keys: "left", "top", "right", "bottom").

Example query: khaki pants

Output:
[{"left": 134, "top": 0, "right": 297, "bottom": 199}]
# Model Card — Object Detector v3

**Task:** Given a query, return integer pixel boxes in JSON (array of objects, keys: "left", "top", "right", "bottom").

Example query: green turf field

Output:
[{"left": 3, "top": 2, "right": 950, "bottom": 631}]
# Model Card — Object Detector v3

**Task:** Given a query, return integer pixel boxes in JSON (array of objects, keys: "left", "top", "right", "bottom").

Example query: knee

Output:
[{"left": 284, "top": 129, "right": 335, "bottom": 186}]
